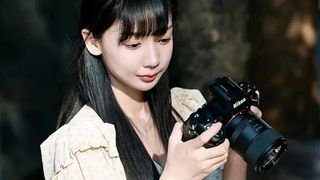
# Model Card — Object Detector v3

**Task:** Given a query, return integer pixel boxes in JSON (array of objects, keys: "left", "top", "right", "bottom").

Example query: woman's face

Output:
[{"left": 97, "top": 20, "right": 173, "bottom": 93}]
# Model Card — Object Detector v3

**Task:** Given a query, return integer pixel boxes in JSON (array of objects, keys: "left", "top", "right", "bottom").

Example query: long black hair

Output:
[{"left": 57, "top": 0, "right": 177, "bottom": 179}]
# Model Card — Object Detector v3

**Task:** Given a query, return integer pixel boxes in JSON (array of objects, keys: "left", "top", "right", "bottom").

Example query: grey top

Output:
[{"left": 154, "top": 161, "right": 223, "bottom": 180}]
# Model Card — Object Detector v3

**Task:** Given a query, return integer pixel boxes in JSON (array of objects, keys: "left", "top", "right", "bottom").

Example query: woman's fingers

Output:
[
  {"left": 165, "top": 122, "right": 229, "bottom": 179},
  {"left": 250, "top": 106, "right": 262, "bottom": 118},
  {"left": 195, "top": 139, "right": 230, "bottom": 162},
  {"left": 207, "top": 157, "right": 228, "bottom": 173},
  {"left": 189, "top": 122, "right": 222, "bottom": 148},
  {"left": 199, "top": 149, "right": 228, "bottom": 175},
  {"left": 205, "top": 139, "right": 230, "bottom": 159}
]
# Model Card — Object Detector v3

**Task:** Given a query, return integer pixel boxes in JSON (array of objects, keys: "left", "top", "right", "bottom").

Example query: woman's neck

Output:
[
  {"left": 111, "top": 84, "right": 150, "bottom": 122},
  {"left": 111, "top": 83, "right": 166, "bottom": 167}
]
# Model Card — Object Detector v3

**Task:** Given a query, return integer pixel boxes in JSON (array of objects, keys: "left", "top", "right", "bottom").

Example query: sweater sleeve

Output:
[
  {"left": 171, "top": 87, "right": 207, "bottom": 121},
  {"left": 40, "top": 105, "right": 126, "bottom": 180}
]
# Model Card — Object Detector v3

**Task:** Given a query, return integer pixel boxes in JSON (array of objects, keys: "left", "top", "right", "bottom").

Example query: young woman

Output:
[{"left": 41, "top": 0, "right": 262, "bottom": 179}]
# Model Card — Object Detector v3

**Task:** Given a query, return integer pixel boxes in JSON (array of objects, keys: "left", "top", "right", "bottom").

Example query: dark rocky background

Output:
[{"left": 0, "top": 0, "right": 319, "bottom": 179}]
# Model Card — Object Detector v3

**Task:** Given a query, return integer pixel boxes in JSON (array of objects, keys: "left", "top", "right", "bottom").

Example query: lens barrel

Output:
[{"left": 227, "top": 113, "right": 287, "bottom": 172}]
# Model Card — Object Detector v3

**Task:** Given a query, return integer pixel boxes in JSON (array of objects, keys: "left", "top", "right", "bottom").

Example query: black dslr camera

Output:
[{"left": 182, "top": 77, "right": 287, "bottom": 172}]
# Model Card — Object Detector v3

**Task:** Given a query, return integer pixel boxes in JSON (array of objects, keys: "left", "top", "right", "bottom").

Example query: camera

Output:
[{"left": 182, "top": 76, "right": 287, "bottom": 172}]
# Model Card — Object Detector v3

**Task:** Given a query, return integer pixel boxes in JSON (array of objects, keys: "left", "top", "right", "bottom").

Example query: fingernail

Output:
[{"left": 214, "top": 122, "right": 222, "bottom": 127}]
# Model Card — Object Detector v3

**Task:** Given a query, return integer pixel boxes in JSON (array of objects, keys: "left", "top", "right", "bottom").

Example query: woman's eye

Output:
[
  {"left": 124, "top": 43, "right": 141, "bottom": 49},
  {"left": 158, "top": 38, "right": 171, "bottom": 44}
]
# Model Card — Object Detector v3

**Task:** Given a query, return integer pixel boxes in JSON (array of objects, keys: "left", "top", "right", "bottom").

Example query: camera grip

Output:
[
  {"left": 204, "top": 126, "right": 226, "bottom": 148},
  {"left": 182, "top": 112, "right": 226, "bottom": 148}
]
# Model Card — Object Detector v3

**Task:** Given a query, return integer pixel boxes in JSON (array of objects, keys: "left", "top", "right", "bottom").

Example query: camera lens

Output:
[
  {"left": 259, "top": 139, "right": 286, "bottom": 171},
  {"left": 226, "top": 113, "right": 287, "bottom": 172}
]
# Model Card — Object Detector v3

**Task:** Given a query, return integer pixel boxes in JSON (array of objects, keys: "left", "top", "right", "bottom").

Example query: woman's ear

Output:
[{"left": 81, "top": 29, "right": 102, "bottom": 56}]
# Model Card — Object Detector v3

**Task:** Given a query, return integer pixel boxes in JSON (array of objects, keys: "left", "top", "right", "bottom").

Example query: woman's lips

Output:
[{"left": 138, "top": 73, "right": 158, "bottom": 83}]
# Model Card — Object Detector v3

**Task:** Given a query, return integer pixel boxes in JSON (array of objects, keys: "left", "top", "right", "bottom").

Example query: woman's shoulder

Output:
[
  {"left": 170, "top": 87, "right": 207, "bottom": 121},
  {"left": 40, "top": 105, "right": 119, "bottom": 179}
]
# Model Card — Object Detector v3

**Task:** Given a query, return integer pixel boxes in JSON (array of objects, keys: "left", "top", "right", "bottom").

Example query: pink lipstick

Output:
[{"left": 138, "top": 73, "right": 158, "bottom": 83}]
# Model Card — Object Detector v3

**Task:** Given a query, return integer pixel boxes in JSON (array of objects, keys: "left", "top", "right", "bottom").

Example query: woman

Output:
[{"left": 41, "top": 0, "right": 262, "bottom": 179}]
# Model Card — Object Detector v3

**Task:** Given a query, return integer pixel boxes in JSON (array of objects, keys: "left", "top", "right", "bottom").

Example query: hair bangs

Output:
[{"left": 118, "top": 0, "right": 171, "bottom": 43}]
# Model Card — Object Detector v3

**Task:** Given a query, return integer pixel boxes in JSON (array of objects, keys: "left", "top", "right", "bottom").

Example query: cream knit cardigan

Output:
[{"left": 41, "top": 88, "right": 207, "bottom": 179}]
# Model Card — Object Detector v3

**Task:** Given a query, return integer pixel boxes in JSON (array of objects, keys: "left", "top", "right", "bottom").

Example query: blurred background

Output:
[{"left": 0, "top": 0, "right": 319, "bottom": 179}]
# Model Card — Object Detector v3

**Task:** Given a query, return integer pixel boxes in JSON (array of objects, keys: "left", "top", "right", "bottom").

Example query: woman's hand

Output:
[
  {"left": 250, "top": 90, "right": 262, "bottom": 118},
  {"left": 250, "top": 105, "right": 262, "bottom": 118},
  {"left": 161, "top": 122, "right": 229, "bottom": 180}
]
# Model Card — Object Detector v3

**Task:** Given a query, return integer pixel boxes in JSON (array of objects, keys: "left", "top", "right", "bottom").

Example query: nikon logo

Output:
[{"left": 233, "top": 98, "right": 246, "bottom": 109}]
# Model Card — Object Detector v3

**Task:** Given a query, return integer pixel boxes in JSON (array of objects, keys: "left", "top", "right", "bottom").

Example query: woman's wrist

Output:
[
  {"left": 160, "top": 166, "right": 191, "bottom": 180},
  {"left": 223, "top": 148, "right": 247, "bottom": 180}
]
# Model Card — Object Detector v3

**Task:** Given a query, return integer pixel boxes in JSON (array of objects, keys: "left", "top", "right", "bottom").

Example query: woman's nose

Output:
[{"left": 143, "top": 42, "right": 160, "bottom": 69}]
